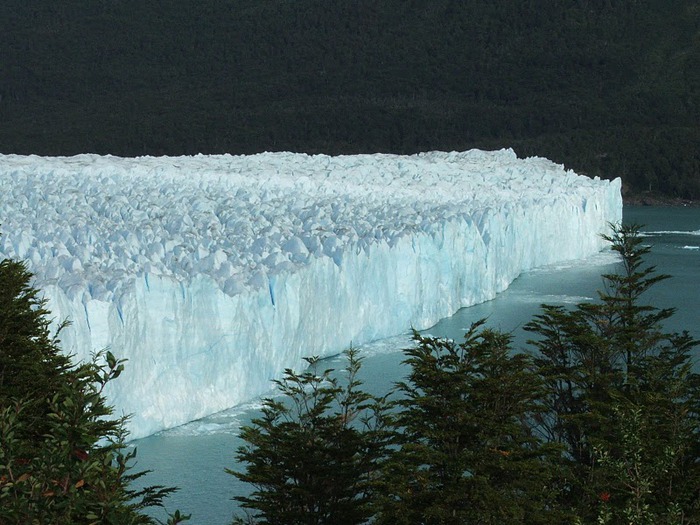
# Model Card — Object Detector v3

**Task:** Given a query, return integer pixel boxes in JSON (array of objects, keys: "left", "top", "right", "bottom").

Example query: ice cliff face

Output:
[{"left": 0, "top": 149, "right": 622, "bottom": 439}]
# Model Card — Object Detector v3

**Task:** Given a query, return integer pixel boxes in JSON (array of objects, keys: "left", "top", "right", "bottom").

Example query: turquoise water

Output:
[{"left": 133, "top": 206, "right": 700, "bottom": 524}]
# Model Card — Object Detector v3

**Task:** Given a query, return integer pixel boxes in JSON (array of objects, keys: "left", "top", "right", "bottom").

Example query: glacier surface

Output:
[{"left": 0, "top": 149, "right": 622, "bottom": 439}]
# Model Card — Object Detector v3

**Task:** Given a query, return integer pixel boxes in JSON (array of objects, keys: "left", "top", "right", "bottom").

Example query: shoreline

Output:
[{"left": 622, "top": 192, "right": 699, "bottom": 208}]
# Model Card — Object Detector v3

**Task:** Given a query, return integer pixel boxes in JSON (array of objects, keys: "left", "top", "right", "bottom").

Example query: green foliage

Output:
[
  {"left": 229, "top": 349, "right": 389, "bottom": 525},
  {"left": 526, "top": 223, "right": 700, "bottom": 523},
  {"left": 376, "top": 323, "right": 564, "bottom": 525},
  {"left": 0, "top": 259, "right": 73, "bottom": 444},
  {"left": 231, "top": 223, "right": 700, "bottom": 523},
  {"left": 0, "top": 256, "right": 188, "bottom": 524}
]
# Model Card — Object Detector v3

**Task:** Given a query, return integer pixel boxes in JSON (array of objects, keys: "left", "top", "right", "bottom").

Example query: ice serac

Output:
[{"left": 0, "top": 150, "right": 622, "bottom": 439}]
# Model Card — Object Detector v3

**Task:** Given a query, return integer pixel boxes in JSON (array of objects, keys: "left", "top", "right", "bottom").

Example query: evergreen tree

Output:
[
  {"left": 229, "top": 349, "right": 388, "bottom": 525},
  {"left": 0, "top": 259, "right": 72, "bottom": 444},
  {"left": 525, "top": 224, "right": 700, "bottom": 523},
  {"left": 230, "top": 224, "right": 700, "bottom": 523},
  {"left": 376, "top": 322, "right": 564, "bottom": 525},
  {"left": 0, "top": 256, "right": 188, "bottom": 524}
]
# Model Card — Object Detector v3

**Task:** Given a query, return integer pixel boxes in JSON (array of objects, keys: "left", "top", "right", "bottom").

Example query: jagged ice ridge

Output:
[{"left": 0, "top": 149, "right": 622, "bottom": 439}]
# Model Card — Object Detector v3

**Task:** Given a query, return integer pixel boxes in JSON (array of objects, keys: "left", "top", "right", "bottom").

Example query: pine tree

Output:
[
  {"left": 0, "top": 259, "right": 72, "bottom": 444},
  {"left": 0, "top": 256, "right": 188, "bottom": 524},
  {"left": 525, "top": 223, "right": 700, "bottom": 523},
  {"left": 229, "top": 349, "right": 388, "bottom": 525},
  {"left": 376, "top": 322, "right": 564, "bottom": 525}
]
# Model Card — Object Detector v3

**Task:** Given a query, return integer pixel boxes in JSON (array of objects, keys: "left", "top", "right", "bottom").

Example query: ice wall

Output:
[{"left": 0, "top": 150, "right": 622, "bottom": 439}]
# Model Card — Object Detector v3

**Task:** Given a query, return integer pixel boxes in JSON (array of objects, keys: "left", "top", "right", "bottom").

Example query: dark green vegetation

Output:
[
  {"left": 231, "top": 224, "right": 700, "bottom": 524},
  {"left": 373, "top": 324, "right": 564, "bottom": 525},
  {"left": 0, "top": 258, "right": 188, "bottom": 524},
  {"left": 230, "top": 351, "right": 387, "bottom": 525},
  {"left": 1, "top": 1, "right": 699, "bottom": 197}
]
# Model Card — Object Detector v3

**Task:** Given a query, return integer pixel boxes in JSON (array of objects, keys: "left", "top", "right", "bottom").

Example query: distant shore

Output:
[{"left": 623, "top": 192, "right": 699, "bottom": 208}]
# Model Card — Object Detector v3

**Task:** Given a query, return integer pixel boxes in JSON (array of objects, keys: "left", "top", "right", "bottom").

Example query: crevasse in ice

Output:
[{"left": 0, "top": 149, "right": 622, "bottom": 439}]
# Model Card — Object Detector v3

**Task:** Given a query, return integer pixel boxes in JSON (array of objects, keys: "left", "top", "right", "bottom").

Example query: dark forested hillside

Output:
[{"left": 1, "top": 0, "right": 698, "bottom": 197}]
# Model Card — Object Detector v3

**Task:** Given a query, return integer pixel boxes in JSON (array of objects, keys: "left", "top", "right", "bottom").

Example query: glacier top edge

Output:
[{"left": 0, "top": 148, "right": 620, "bottom": 304}]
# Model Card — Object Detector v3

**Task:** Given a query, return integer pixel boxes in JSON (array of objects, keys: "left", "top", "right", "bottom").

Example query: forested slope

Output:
[{"left": 1, "top": 0, "right": 698, "bottom": 197}]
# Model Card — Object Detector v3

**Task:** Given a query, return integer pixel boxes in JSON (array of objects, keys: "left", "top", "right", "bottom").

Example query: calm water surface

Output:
[{"left": 134, "top": 206, "right": 700, "bottom": 524}]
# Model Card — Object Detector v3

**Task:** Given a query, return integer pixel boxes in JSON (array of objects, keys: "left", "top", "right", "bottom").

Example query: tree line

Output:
[
  {"left": 2, "top": 224, "right": 699, "bottom": 523},
  {"left": 0, "top": 0, "right": 698, "bottom": 198},
  {"left": 230, "top": 225, "right": 700, "bottom": 524}
]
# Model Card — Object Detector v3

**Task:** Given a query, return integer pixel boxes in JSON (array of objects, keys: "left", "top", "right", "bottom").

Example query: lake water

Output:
[{"left": 132, "top": 205, "right": 700, "bottom": 524}]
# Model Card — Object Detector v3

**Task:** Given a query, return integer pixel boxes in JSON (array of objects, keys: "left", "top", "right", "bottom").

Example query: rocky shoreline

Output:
[{"left": 623, "top": 192, "right": 699, "bottom": 208}]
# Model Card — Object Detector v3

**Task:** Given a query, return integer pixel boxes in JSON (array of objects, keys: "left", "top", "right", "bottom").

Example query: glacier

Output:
[{"left": 0, "top": 149, "right": 622, "bottom": 439}]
